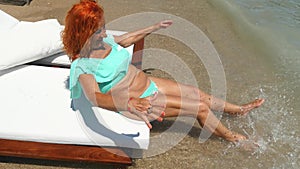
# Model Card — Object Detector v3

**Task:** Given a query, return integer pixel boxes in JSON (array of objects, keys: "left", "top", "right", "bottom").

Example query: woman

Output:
[{"left": 62, "top": 0, "right": 264, "bottom": 143}]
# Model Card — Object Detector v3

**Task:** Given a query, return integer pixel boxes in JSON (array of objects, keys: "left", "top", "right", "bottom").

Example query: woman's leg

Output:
[
  {"left": 161, "top": 93, "right": 246, "bottom": 142},
  {"left": 149, "top": 76, "right": 264, "bottom": 115}
]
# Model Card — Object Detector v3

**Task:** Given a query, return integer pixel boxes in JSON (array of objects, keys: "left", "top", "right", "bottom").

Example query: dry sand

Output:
[{"left": 0, "top": 0, "right": 258, "bottom": 168}]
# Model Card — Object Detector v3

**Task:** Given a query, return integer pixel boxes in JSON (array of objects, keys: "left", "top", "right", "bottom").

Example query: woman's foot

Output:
[
  {"left": 224, "top": 132, "right": 247, "bottom": 143},
  {"left": 239, "top": 98, "right": 265, "bottom": 116},
  {"left": 227, "top": 98, "right": 265, "bottom": 116}
]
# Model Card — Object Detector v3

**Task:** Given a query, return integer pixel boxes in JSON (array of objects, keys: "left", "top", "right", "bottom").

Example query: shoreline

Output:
[{"left": 0, "top": 0, "right": 262, "bottom": 168}]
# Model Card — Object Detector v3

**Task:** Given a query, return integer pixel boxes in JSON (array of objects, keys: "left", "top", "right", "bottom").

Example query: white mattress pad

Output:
[
  {"left": 0, "top": 65, "right": 149, "bottom": 149},
  {"left": 32, "top": 30, "right": 134, "bottom": 67}
]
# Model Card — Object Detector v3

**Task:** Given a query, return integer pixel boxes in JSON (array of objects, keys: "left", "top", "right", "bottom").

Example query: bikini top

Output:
[{"left": 69, "top": 34, "right": 132, "bottom": 99}]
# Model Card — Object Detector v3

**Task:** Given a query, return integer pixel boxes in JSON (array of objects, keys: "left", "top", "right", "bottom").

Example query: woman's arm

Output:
[
  {"left": 79, "top": 74, "right": 123, "bottom": 111},
  {"left": 114, "top": 20, "right": 173, "bottom": 48},
  {"left": 79, "top": 74, "right": 164, "bottom": 129},
  {"left": 79, "top": 74, "right": 151, "bottom": 112}
]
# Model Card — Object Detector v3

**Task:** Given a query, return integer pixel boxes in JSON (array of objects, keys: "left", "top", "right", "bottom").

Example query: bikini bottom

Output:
[
  {"left": 118, "top": 80, "right": 158, "bottom": 115},
  {"left": 139, "top": 80, "right": 158, "bottom": 98}
]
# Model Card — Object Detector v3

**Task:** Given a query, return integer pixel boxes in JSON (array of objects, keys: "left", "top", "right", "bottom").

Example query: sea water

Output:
[
  {"left": 208, "top": 0, "right": 300, "bottom": 168},
  {"left": 210, "top": 0, "right": 300, "bottom": 73}
]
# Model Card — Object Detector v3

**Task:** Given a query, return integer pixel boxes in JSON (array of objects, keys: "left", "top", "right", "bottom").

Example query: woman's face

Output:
[
  {"left": 90, "top": 24, "right": 107, "bottom": 49},
  {"left": 94, "top": 24, "right": 107, "bottom": 39},
  {"left": 91, "top": 18, "right": 107, "bottom": 43}
]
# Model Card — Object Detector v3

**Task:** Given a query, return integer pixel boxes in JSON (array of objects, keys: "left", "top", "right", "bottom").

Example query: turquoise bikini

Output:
[
  {"left": 139, "top": 80, "right": 158, "bottom": 98},
  {"left": 69, "top": 34, "right": 158, "bottom": 100}
]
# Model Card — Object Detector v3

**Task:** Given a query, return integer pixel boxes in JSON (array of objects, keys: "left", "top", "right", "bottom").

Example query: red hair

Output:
[{"left": 62, "top": 0, "right": 104, "bottom": 61}]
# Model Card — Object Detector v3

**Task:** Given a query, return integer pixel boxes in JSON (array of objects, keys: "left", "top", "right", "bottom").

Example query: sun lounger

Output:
[{"left": 0, "top": 10, "right": 147, "bottom": 167}]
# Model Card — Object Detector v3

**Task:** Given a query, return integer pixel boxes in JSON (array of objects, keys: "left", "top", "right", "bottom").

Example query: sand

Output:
[{"left": 0, "top": 0, "right": 259, "bottom": 168}]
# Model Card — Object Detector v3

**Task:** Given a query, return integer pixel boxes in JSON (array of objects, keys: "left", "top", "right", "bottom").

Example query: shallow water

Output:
[
  {"left": 208, "top": 0, "right": 300, "bottom": 168},
  {"left": 210, "top": 0, "right": 300, "bottom": 73}
]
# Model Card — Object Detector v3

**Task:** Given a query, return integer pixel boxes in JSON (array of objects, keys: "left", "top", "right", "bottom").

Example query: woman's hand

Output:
[
  {"left": 156, "top": 20, "right": 173, "bottom": 29},
  {"left": 127, "top": 94, "right": 166, "bottom": 129}
]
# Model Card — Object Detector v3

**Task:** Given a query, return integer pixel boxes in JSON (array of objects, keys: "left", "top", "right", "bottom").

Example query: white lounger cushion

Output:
[
  {"left": 0, "top": 10, "right": 132, "bottom": 69},
  {"left": 0, "top": 65, "right": 149, "bottom": 149},
  {"left": 0, "top": 10, "right": 19, "bottom": 34},
  {"left": 32, "top": 30, "right": 134, "bottom": 67},
  {"left": 0, "top": 10, "right": 63, "bottom": 70}
]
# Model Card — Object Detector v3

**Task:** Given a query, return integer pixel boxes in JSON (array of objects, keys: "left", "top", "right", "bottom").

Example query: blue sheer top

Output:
[{"left": 69, "top": 34, "right": 132, "bottom": 99}]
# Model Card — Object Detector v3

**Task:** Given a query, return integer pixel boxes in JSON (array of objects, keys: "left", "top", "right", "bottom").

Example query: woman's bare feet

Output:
[
  {"left": 239, "top": 98, "right": 265, "bottom": 115},
  {"left": 227, "top": 98, "right": 265, "bottom": 116},
  {"left": 224, "top": 132, "right": 247, "bottom": 143}
]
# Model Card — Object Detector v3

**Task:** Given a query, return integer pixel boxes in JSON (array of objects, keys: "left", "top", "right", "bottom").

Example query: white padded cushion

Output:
[
  {"left": 0, "top": 65, "right": 149, "bottom": 149},
  {"left": 0, "top": 10, "right": 19, "bottom": 34},
  {"left": 33, "top": 30, "right": 134, "bottom": 67},
  {"left": 0, "top": 18, "right": 63, "bottom": 70}
]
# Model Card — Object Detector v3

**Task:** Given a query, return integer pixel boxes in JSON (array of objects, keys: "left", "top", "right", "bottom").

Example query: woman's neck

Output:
[
  {"left": 89, "top": 43, "right": 112, "bottom": 59},
  {"left": 92, "top": 41, "right": 106, "bottom": 51}
]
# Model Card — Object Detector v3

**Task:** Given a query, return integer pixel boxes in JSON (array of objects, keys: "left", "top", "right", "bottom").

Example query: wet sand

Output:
[{"left": 0, "top": 0, "right": 262, "bottom": 168}]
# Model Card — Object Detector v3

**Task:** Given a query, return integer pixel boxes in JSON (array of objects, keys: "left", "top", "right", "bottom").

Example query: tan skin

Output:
[{"left": 78, "top": 19, "right": 265, "bottom": 143}]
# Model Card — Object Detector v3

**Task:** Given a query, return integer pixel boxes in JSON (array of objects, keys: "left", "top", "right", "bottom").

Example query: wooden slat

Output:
[
  {"left": 132, "top": 38, "right": 145, "bottom": 69},
  {"left": 0, "top": 139, "right": 132, "bottom": 165}
]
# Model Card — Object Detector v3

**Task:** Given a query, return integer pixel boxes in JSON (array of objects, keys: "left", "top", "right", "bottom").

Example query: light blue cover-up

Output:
[{"left": 69, "top": 34, "right": 132, "bottom": 99}]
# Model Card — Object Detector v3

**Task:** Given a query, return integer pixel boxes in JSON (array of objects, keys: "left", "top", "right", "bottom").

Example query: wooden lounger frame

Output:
[{"left": 0, "top": 39, "right": 145, "bottom": 167}]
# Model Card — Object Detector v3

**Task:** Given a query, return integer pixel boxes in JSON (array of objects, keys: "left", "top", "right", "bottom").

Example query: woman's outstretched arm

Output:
[{"left": 114, "top": 20, "right": 173, "bottom": 48}]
